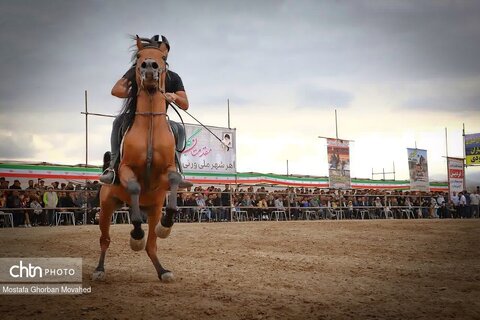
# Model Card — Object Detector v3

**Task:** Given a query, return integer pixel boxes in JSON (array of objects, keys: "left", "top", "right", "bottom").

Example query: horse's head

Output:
[{"left": 135, "top": 35, "right": 168, "bottom": 95}]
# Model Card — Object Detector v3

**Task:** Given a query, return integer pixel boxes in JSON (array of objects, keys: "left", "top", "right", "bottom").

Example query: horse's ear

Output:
[
  {"left": 159, "top": 42, "right": 168, "bottom": 52},
  {"left": 136, "top": 35, "right": 143, "bottom": 51}
]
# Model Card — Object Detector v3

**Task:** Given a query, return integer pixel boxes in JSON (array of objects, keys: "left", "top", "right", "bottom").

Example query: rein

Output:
[{"left": 157, "top": 89, "right": 230, "bottom": 150}]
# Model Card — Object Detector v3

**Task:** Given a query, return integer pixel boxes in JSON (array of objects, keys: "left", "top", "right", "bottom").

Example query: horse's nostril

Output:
[
  {"left": 152, "top": 62, "right": 158, "bottom": 69},
  {"left": 141, "top": 62, "right": 147, "bottom": 68}
]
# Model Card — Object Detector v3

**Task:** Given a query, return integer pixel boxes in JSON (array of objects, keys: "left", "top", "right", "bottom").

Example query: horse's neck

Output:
[{"left": 136, "top": 91, "right": 167, "bottom": 113}]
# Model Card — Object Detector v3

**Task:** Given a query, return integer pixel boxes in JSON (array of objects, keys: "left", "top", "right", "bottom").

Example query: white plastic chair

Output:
[
  {"left": 55, "top": 211, "right": 75, "bottom": 226},
  {"left": 0, "top": 211, "right": 14, "bottom": 228}
]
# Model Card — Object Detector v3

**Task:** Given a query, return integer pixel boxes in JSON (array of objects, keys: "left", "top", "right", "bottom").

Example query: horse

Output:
[{"left": 92, "top": 36, "right": 183, "bottom": 282}]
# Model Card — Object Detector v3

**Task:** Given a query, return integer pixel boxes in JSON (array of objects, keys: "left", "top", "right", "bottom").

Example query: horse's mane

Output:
[{"left": 118, "top": 68, "right": 138, "bottom": 136}]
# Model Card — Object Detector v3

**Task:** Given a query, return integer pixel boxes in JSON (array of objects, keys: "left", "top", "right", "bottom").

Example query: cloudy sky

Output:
[{"left": 0, "top": 0, "right": 479, "bottom": 183}]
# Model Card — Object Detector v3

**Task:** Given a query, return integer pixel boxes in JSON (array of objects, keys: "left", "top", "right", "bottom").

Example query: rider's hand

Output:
[
  {"left": 120, "top": 78, "right": 132, "bottom": 94},
  {"left": 164, "top": 92, "right": 177, "bottom": 103},
  {"left": 112, "top": 78, "right": 132, "bottom": 98}
]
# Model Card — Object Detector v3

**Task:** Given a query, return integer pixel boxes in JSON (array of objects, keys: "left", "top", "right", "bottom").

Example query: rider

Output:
[{"left": 99, "top": 35, "right": 191, "bottom": 187}]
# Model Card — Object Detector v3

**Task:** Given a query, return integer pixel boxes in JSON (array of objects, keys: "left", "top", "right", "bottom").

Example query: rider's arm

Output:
[
  {"left": 111, "top": 67, "right": 135, "bottom": 98},
  {"left": 164, "top": 71, "right": 189, "bottom": 110},
  {"left": 165, "top": 91, "right": 189, "bottom": 110},
  {"left": 111, "top": 78, "right": 131, "bottom": 98}
]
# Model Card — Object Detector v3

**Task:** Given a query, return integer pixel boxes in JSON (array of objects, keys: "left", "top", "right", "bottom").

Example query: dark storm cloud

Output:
[
  {"left": 2, "top": 0, "right": 480, "bottom": 114},
  {"left": 0, "top": 0, "right": 479, "bottom": 165}
]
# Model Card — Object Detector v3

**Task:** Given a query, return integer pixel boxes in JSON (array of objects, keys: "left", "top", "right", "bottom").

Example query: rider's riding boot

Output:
[
  {"left": 99, "top": 152, "right": 118, "bottom": 184},
  {"left": 175, "top": 151, "right": 193, "bottom": 189}
]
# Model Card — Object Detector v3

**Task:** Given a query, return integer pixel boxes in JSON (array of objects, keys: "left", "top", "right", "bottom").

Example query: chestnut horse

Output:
[{"left": 92, "top": 36, "right": 182, "bottom": 282}]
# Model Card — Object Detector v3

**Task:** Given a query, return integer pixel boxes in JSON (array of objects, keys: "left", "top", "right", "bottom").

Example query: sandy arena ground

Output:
[{"left": 0, "top": 220, "right": 479, "bottom": 319}]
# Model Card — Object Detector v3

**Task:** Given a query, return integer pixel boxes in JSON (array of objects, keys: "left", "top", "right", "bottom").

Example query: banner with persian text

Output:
[
  {"left": 181, "top": 123, "right": 236, "bottom": 173},
  {"left": 465, "top": 133, "right": 480, "bottom": 166},
  {"left": 407, "top": 148, "right": 430, "bottom": 192},
  {"left": 447, "top": 157, "right": 465, "bottom": 197},
  {"left": 327, "top": 138, "right": 351, "bottom": 189}
]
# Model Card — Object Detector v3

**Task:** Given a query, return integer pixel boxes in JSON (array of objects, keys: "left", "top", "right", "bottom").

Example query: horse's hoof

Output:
[
  {"left": 155, "top": 223, "right": 171, "bottom": 239},
  {"left": 130, "top": 236, "right": 146, "bottom": 251},
  {"left": 92, "top": 270, "right": 106, "bottom": 281},
  {"left": 130, "top": 225, "right": 145, "bottom": 240},
  {"left": 160, "top": 272, "right": 174, "bottom": 283}
]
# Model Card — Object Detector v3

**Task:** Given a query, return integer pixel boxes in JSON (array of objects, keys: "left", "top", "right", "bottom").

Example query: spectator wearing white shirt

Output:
[
  {"left": 451, "top": 192, "right": 460, "bottom": 218},
  {"left": 436, "top": 193, "right": 446, "bottom": 218},
  {"left": 458, "top": 192, "right": 467, "bottom": 218},
  {"left": 470, "top": 190, "right": 480, "bottom": 218},
  {"left": 274, "top": 196, "right": 285, "bottom": 210}
]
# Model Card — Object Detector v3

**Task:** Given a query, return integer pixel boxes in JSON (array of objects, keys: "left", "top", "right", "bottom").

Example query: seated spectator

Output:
[
  {"left": 7, "top": 190, "right": 22, "bottom": 227},
  {"left": 195, "top": 193, "right": 211, "bottom": 221},
  {"left": 19, "top": 193, "right": 32, "bottom": 227},
  {"left": 29, "top": 195, "right": 45, "bottom": 226},
  {"left": 374, "top": 197, "right": 383, "bottom": 218},
  {"left": 274, "top": 195, "right": 285, "bottom": 211},
  {"left": 57, "top": 191, "right": 76, "bottom": 225},
  {"left": 256, "top": 195, "right": 268, "bottom": 220}
]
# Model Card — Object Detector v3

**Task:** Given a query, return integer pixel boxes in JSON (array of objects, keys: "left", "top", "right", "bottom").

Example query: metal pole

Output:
[
  {"left": 462, "top": 123, "right": 466, "bottom": 189},
  {"left": 286, "top": 160, "right": 289, "bottom": 176},
  {"left": 335, "top": 109, "right": 338, "bottom": 140},
  {"left": 445, "top": 127, "right": 451, "bottom": 197},
  {"left": 227, "top": 99, "right": 231, "bottom": 129},
  {"left": 445, "top": 127, "right": 449, "bottom": 158},
  {"left": 85, "top": 90, "right": 88, "bottom": 167},
  {"left": 84, "top": 90, "right": 88, "bottom": 225},
  {"left": 393, "top": 161, "right": 396, "bottom": 181}
]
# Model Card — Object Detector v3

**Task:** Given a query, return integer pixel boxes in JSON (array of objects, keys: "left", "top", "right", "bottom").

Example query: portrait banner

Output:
[
  {"left": 327, "top": 138, "right": 351, "bottom": 189},
  {"left": 407, "top": 148, "right": 430, "bottom": 192},
  {"left": 181, "top": 124, "right": 236, "bottom": 173},
  {"left": 465, "top": 133, "right": 480, "bottom": 166},
  {"left": 447, "top": 157, "right": 464, "bottom": 198}
]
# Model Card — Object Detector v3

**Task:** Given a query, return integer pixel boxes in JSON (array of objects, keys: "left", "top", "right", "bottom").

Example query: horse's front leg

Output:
[
  {"left": 155, "top": 170, "right": 181, "bottom": 239},
  {"left": 119, "top": 163, "right": 145, "bottom": 251},
  {"left": 146, "top": 204, "right": 174, "bottom": 282}
]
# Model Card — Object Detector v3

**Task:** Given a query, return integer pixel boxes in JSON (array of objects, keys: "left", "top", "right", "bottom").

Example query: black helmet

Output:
[
  {"left": 161, "top": 35, "right": 170, "bottom": 51},
  {"left": 139, "top": 35, "right": 170, "bottom": 51}
]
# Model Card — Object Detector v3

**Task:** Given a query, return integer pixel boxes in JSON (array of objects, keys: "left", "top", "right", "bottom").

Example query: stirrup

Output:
[
  {"left": 177, "top": 170, "right": 193, "bottom": 189},
  {"left": 99, "top": 168, "right": 116, "bottom": 185}
]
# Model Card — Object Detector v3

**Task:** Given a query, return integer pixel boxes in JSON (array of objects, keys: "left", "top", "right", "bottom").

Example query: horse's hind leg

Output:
[
  {"left": 146, "top": 204, "right": 174, "bottom": 282},
  {"left": 155, "top": 171, "right": 181, "bottom": 239},
  {"left": 92, "top": 192, "right": 116, "bottom": 281},
  {"left": 119, "top": 164, "right": 145, "bottom": 251}
]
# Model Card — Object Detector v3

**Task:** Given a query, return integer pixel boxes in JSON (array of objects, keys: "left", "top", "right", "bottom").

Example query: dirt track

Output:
[{"left": 0, "top": 220, "right": 479, "bottom": 320}]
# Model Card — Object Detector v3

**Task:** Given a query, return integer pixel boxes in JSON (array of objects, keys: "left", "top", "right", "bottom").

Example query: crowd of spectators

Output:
[
  {"left": 176, "top": 185, "right": 480, "bottom": 222},
  {"left": 1, "top": 176, "right": 479, "bottom": 227},
  {"left": 0, "top": 177, "right": 100, "bottom": 227}
]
